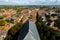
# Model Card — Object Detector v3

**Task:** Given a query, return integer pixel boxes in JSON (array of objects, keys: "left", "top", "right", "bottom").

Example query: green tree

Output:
[
  {"left": 35, "top": 16, "right": 60, "bottom": 40},
  {"left": 4, "top": 22, "right": 23, "bottom": 40},
  {"left": 51, "top": 36, "right": 56, "bottom": 40},
  {"left": 54, "top": 19, "right": 60, "bottom": 29},
  {"left": 5, "top": 19, "right": 14, "bottom": 23},
  {"left": 8, "top": 22, "right": 23, "bottom": 35},
  {"left": 0, "top": 20, "right": 5, "bottom": 26},
  {"left": 40, "top": 33, "right": 44, "bottom": 39},
  {"left": 4, "top": 35, "right": 12, "bottom": 40},
  {"left": 46, "top": 31, "right": 50, "bottom": 37},
  {"left": 0, "top": 16, "right": 4, "bottom": 19},
  {"left": 42, "top": 36, "right": 47, "bottom": 40}
]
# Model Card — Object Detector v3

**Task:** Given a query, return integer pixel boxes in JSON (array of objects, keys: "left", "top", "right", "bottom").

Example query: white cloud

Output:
[
  {"left": 26, "top": 2, "right": 30, "bottom": 4},
  {"left": 31, "top": 0, "right": 36, "bottom": 2},
  {"left": 5, "top": 0, "right": 9, "bottom": 2},
  {"left": 0, "top": 0, "right": 59, "bottom": 5},
  {"left": 9, "top": 1, "right": 20, "bottom": 4},
  {"left": 10, "top": 0, "right": 29, "bottom": 4},
  {"left": 22, "top": 1, "right": 30, "bottom": 4},
  {"left": 48, "top": 0, "right": 56, "bottom": 2},
  {"left": 0, "top": 0, "right": 9, "bottom": 2},
  {"left": 39, "top": 0, "right": 46, "bottom": 2},
  {"left": 13, "top": 1, "right": 20, "bottom": 4}
]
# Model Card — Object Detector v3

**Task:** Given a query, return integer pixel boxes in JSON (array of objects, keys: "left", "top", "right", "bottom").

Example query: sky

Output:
[{"left": 0, "top": 0, "right": 60, "bottom": 5}]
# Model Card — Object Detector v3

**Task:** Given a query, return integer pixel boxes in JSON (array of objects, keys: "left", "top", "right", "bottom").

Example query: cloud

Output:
[
  {"left": 31, "top": 0, "right": 36, "bottom": 2},
  {"left": 10, "top": 1, "right": 20, "bottom": 4},
  {"left": 0, "top": 0, "right": 60, "bottom": 5},
  {"left": 39, "top": 0, "right": 46, "bottom": 2},
  {"left": 5, "top": 0, "right": 9, "bottom": 2},
  {"left": 48, "top": 0, "right": 56, "bottom": 2}
]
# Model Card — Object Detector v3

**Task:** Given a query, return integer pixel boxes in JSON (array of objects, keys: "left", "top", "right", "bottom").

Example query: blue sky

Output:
[{"left": 0, "top": 0, "right": 60, "bottom": 5}]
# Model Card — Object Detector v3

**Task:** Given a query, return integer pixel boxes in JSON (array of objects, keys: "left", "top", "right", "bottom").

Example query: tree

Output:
[
  {"left": 5, "top": 19, "right": 14, "bottom": 23},
  {"left": 4, "top": 22, "right": 23, "bottom": 40},
  {"left": 50, "top": 35, "right": 56, "bottom": 40},
  {"left": 40, "top": 33, "right": 44, "bottom": 39},
  {"left": 46, "top": 31, "right": 50, "bottom": 37},
  {"left": 42, "top": 36, "right": 47, "bottom": 40},
  {"left": 4, "top": 35, "right": 12, "bottom": 40},
  {"left": 35, "top": 17, "right": 60, "bottom": 40},
  {"left": 0, "top": 16, "right": 4, "bottom": 19},
  {"left": 36, "top": 12, "right": 42, "bottom": 22},
  {"left": 8, "top": 22, "right": 23, "bottom": 35},
  {"left": 54, "top": 19, "right": 60, "bottom": 29},
  {"left": 0, "top": 20, "right": 5, "bottom": 26}
]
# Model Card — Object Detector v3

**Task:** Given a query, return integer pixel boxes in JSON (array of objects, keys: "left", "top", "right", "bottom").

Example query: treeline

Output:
[
  {"left": 36, "top": 20, "right": 60, "bottom": 40},
  {"left": 35, "top": 9, "right": 60, "bottom": 40},
  {"left": 35, "top": 15, "right": 60, "bottom": 40},
  {"left": 4, "top": 22, "right": 23, "bottom": 40}
]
